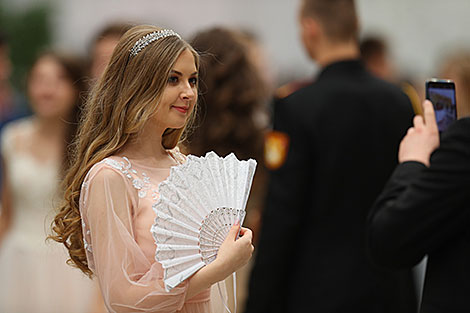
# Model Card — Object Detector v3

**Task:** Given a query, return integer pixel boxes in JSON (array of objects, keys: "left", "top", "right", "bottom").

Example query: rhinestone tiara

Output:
[{"left": 129, "top": 29, "right": 181, "bottom": 57}]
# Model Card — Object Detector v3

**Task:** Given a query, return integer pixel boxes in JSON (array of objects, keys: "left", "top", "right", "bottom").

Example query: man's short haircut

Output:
[
  {"left": 360, "top": 37, "right": 387, "bottom": 62},
  {"left": 301, "top": 0, "right": 359, "bottom": 42}
]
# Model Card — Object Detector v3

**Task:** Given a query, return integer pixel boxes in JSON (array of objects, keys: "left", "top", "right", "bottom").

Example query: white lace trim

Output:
[{"left": 104, "top": 157, "right": 159, "bottom": 200}]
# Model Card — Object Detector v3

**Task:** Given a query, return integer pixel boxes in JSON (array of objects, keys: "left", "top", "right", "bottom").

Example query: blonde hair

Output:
[{"left": 50, "top": 25, "right": 199, "bottom": 277}]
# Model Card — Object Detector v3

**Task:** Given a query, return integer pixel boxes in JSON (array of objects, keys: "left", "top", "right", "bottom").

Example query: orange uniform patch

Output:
[{"left": 264, "top": 131, "right": 290, "bottom": 170}]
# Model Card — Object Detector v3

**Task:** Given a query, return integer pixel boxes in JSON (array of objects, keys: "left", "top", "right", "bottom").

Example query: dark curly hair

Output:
[{"left": 187, "top": 27, "right": 269, "bottom": 161}]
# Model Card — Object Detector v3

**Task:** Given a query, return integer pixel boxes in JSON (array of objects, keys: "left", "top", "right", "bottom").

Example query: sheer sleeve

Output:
[{"left": 80, "top": 162, "right": 189, "bottom": 313}]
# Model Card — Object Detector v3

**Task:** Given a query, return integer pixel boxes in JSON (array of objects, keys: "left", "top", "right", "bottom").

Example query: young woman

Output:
[
  {"left": 0, "top": 51, "right": 100, "bottom": 312},
  {"left": 51, "top": 25, "right": 254, "bottom": 313}
]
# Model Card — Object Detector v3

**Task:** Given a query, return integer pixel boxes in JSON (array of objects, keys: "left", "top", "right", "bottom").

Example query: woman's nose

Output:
[{"left": 181, "top": 83, "right": 195, "bottom": 100}]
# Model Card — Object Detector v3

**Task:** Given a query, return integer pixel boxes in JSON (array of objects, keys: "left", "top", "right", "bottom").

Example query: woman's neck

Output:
[
  {"left": 120, "top": 120, "right": 173, "bottom": 166},
  {"left": 34, "top": 115, "right": 68, "bottom": 139}
]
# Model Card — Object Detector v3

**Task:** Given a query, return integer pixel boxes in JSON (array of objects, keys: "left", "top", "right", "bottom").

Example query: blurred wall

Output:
[{"left": 4, "top": 0, "right": 470, "bottom": 85}]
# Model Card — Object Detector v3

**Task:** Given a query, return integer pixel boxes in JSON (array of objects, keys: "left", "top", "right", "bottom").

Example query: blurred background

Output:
[
  {"left": 1, "top": 0, "right": 470, "bottom": 312},
  {"left": 2, "top": 0, "right": 470, "bottom": 91}
]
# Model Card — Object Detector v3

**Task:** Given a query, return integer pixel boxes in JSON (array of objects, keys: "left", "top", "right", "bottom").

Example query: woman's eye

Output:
[
  {"left": 168, "top": 76, "right": 178, "bottom": 84},
  {"left": 189, "top": 77, "right": 198, "bottom": 86}
]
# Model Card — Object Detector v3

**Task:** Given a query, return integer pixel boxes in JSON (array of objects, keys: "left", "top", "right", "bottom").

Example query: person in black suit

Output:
[
  {"left": 368, "top": 101, "right": 470, "bottom": 313},
  {"left": 244, "top": 0, "right": 417, "bottom": 312}
]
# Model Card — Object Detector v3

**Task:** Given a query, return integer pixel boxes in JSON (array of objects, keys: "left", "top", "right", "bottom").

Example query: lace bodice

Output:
[{"left": 79, "top": 149, "right": 212, "bottom": 313}]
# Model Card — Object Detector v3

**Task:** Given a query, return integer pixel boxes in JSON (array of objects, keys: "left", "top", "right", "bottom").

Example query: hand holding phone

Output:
[
  {"left": 425, "top": 79, "right": 457, "bottom": 132},
  {"left": 399, "top": 100, "right": 440, "bottom": 166}
]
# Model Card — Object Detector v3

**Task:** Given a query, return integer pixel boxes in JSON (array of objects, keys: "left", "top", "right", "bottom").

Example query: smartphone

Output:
[{"left": 425, "top": 79, "right": 457, "bottom": 132}]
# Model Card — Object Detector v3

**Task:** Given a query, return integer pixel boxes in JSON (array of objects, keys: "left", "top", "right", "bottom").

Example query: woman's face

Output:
[
  {"left": 28, "top": 56, "right": 77, "bottom": 119},
  {"left": 154, "top": 48, "right": 198, "bottom": 130}
]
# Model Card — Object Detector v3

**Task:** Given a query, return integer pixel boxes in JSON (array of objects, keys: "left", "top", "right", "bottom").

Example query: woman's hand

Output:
[
  {"left": 213, "top": 224, "right": 254, "bottom": 278},
  {"left": 398, "top": 100, "right": 440, "bottom": 167},
  {"left": 186, "top": 223, "right": 254, "bottom": 299}
]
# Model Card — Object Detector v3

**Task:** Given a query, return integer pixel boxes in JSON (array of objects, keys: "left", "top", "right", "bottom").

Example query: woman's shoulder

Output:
[
  {"left": 1, "top": 116, "right": 34, "bottom": 141},
  {"left": 1, "top": 116, "right": 35, "bottom": 155},
  {"left": 83, "top": 156, "right": 135, "bottom": 187}
]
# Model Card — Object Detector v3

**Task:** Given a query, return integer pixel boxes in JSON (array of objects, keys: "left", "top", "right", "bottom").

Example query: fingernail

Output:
[{"left": 234, "top": 219, "right": 240, "bottom": 226}]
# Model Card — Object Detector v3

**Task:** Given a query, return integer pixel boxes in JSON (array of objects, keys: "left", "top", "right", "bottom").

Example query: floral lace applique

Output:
[
  {"left": 104, "top": 157, "right": 158, "bottom": 199},
  {"left": 82, "top": 220, "right": 93, "bottom": 253},
  {"left": 81, "top": 181, "right": 89, "bottom": 207},
  {"left": 81, "top": 154, "right": 177, "bottom": 253},
  {"left": 104, "top": 157, "right": 137, "bottom": 179}
]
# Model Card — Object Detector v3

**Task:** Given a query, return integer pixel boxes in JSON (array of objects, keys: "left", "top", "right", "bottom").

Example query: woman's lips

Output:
[{"left": 172, "top": 106, "right": 189, "bottom": 114}]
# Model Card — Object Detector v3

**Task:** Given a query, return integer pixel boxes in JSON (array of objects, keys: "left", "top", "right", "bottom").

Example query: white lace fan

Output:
[{"left": 151, "top": 151, "right": 257, "bottom": 291}]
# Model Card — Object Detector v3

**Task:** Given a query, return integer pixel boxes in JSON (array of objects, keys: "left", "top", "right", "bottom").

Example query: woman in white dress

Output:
[{"left": 0, "top": 51, "right": 102, "bottom": 313}]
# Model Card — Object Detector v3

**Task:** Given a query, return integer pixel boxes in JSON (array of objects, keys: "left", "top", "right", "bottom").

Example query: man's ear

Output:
[{"left": 300, "top": 16, "right": 321, "bottom": 41}]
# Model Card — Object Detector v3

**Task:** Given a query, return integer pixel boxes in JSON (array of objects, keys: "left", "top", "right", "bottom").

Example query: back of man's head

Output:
[
  {"left": 360, "top": 37, "right": 387, "bottom": 62},
  {"left": 300, "top": 0, "right": 358, "bottom": 43}
]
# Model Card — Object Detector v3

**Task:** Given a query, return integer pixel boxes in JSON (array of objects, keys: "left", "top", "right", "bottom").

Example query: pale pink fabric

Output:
[{"left": 80, "top": 150, "right": 212, "bottom": 313}]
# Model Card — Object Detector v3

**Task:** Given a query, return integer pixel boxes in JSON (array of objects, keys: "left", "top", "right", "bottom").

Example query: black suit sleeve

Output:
[
  {"left": 367, "top": 119, "right": 470, "bottom": 269},
  {"left": 244, "top": 97, "right": 311, "bottom": 313}
]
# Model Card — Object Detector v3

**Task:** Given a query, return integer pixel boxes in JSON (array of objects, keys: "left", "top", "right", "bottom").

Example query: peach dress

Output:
[{"left": 80, "top": 149, "right": 218, "bottom": 313}]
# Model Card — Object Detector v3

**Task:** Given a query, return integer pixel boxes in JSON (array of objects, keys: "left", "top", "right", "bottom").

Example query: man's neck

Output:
[{"left": 314, "top": 40, "right": 360, "bottom": 68}]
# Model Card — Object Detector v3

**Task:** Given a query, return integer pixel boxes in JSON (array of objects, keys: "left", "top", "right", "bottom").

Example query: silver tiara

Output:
[{"left": 129, "top": 29, "right": 181, "bottom": 57}]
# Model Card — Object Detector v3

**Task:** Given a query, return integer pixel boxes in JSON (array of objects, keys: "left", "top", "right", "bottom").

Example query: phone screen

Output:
[{"left": 426, "top": 80, "right": 456, "bottom": 132}]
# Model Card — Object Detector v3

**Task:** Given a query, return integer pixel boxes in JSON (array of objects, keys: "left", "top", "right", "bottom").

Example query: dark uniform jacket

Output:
[
  {"left": 245, "top": 60, "right": 417, "bottom": 313},
  {"left": 368, "top": 117, "right": 470, "bottom": 313}
]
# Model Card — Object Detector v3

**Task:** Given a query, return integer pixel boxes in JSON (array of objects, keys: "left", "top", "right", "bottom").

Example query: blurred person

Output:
[
  {"left": 360, "top": 35, "right": 424, "bottom": 117},
  {"left": 361, "top": 34, "right": 428, "bottom": 302},
  {"left": 440, "top": 50, "right": 470, "bottom": 118},
  {"left": 0, "top": 31, "right": 29, "bottom": 198},
  {"left": 0, "top": 31, "right": 29, "bottom": 130},
  {"left": 188, "top": 26, "right": 270, "bottom": 312},
  {"left": 89, "top": 22, "right": 132, "bottom": 80},
  {"left": 360, "top": 35, "right": 395, "bottom": 82},
  {"left": 367, "top": 100, "right": 470, "bottom": 313},
  {"left": 245, "top": 0, "right": 417, "bottom": 312},
  {"left": 50, "top": 25, "right": 254, "bottom": 313},
  {"left": 0, "top": 51, "right": 100, "bottom": 313},
  {"left": 238, "top": 30, "right": 276, "bottom": 95}
]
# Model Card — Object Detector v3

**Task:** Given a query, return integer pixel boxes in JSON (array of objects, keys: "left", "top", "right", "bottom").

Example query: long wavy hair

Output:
[{"left": 49, "top": 25, "right": 199, "bottom": 277}]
